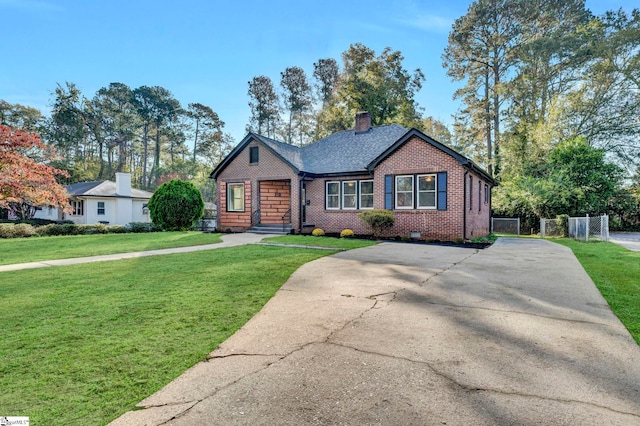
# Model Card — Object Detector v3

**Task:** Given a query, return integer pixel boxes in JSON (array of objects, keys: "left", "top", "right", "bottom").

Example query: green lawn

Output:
[
  {"left": 0, "top": 232, "right": 223, "bottom": 265},
  {"left": 554, "top": 239, "right": 640, "bottom": 344},
  {"left": 263, "top": 234, "right": 377, "bottom": 249},
  {"left": 0, "top": 245, "right": 337, "bottom": 425}
]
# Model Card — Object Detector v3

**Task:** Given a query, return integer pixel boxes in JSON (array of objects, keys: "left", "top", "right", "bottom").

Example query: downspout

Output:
[
  {"left": 463, "top": 168, "right": 469, "bottom": 240},
  {"left": 298, "top": 172, "right": 306, "bottom": 233}
]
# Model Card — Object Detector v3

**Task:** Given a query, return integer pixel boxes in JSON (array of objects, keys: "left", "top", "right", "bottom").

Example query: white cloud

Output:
[{"left": 398, "top": 13, "right": 453, "bottom": 33}]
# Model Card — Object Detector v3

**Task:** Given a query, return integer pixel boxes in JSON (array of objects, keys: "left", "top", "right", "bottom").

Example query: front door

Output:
[
  {"left": 259, "top": 180, "right": 291, "bottom": 225},
  {"left": 301, "top": 182, "right": 306, "bottom": 223}
]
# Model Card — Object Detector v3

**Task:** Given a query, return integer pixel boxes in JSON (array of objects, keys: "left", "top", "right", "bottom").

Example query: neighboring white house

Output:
[{"left": 34, "top": 173, "right": 153, "bottom": 226}]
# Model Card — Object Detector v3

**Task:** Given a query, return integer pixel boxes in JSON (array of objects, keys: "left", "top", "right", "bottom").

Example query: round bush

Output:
[
  {"left": 148, "top": 179, "right": 204, "bottom": 231},
  {"left": 311, "top": 228, "right": 325, "bottom": 236},
  {"left": 340, "top": 229, "right": 354, "bottom": 238}
]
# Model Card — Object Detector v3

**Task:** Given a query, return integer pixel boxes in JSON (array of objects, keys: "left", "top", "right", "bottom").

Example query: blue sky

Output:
[{"left": 1, "top": 0, "right": 636, "bottom": 142}]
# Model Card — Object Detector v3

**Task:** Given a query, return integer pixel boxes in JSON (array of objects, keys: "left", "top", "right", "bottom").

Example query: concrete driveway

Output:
[{"left": 110, "top": 238, "right": 640, "bottom": 425}]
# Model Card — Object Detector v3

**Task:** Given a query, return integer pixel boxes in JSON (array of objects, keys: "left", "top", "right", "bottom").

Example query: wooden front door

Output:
[{"left": 259, "top": 180, "right": 291, "bottom": 225}]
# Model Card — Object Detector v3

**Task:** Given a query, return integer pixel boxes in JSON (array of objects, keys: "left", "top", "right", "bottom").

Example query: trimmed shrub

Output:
[
  {"left": 0, "top": 223, "right": 36, "bottom": 238},
  {"left": 340, "top": 229, "right": 354, "bottom": 238},
  {"left": 126, "top": 222, "right": 162, "bottom": 233},
  {"left": 312, "top": 228, "right": 325, "bottom": 236},
  {"left": 148, "top": 179, "right": 204, "bottom": 231},
  {"left": 36, "top": 223, "right": 80, "bottom": 236},
  {"left": 358, "top": 209, "right": 395, "bottom": 237}
]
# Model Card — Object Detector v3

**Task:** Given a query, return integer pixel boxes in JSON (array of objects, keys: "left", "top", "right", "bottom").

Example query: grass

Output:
[
  {"left": 0, "top": 232, "right": 223, "bottom": 265},
  {"left": 554, "top": 239, "right": 640, "bottom": 344},
  {"left": 0, "top": 244, "right": 336, "bottom": 425},
  {"left": 263, "top": 234, "right": 377, "bottom": 249}
]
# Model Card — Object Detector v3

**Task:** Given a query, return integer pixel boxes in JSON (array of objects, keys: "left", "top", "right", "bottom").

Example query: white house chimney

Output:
[
  {"left": 115, "top": 173, "right": 132, "bottom": 197},
  {"left": 355, "top": 111, "right": 371, "bottom": 133}
]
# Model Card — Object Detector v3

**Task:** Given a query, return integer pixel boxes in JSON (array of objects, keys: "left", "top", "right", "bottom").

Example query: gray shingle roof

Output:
[
  {"left": 65, "top": 180, "right": 153, "bottom": 199},
  {"left": 255, "top": 124, "right": 409, "bottom": 175}
]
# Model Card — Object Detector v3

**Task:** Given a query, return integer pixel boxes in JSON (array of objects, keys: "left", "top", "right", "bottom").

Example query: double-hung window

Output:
[
  {"left": 342, "top": 181, "right": 357, "bottom": 209},
  {"left": 417, "top": 174, "right": 437, "bottom": 209},
  {"left": 249, "top": 146, "right": 259, "bottom": 164},
  {"left": 97, "top": 201, "right": 105, "bottom": 215},
  {"left": 227, "top": 183, "right": 245, "bottom": 212},
  {"left": 72, "top": 200, "right": 84, "bottom": 216},
  {"left": 395, "top": 175, "right": 414, "bottom": 209},
  {"left": 359, "top": 180, "right": 374, "bottom": 209},
  {"left": 326, "top": 181, "right": 340, "bottom": 209}
]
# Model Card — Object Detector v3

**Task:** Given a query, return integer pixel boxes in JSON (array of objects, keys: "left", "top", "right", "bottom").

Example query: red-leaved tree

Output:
[{"left": 0, "top": 125, "right": 71, "bottom": 219}]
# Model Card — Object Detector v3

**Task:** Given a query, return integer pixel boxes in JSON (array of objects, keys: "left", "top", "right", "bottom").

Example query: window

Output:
[
  {"left": 227, "top": 183, "right": 245, "bottom": 212},
  {"left": 97, "top": 201, "right": 105, "bottom": 215},
  {"left": 359, "top": 180, "right": 374, "bottom": 209},
  {"left": 395, "top": 175, "right": 414, "bottom": 209},
  {"left": 71, "top": 200, "right": 84, "bottom": 216},
  {"left": 479, "top": 182, "right": 482, "bottom": 212},
  {"left": 249, "top": 146, "right": 259, "bottom": 164},
  {"left": 417, "top": 174, "right": 437, "bottom": 209},
  {"left": 342, "top": 181, "right": 357, "bottom": 209},
  {"left": 326, "top": 181, "right": 340, "bottom": 209},
  {"left": 484, "top": 184, "right": 489, "bottom": 204}
]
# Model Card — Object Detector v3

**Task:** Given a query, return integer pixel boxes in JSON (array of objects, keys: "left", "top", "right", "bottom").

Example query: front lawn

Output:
[
  {"left": 554, "top": 239, "right": 640, "bottom": 344},
  {"left": 0, "top": 232, "right": 223, "bottom": 265},
  {"left": 0, "top": 245, "right": 334, "bottom": 425}
]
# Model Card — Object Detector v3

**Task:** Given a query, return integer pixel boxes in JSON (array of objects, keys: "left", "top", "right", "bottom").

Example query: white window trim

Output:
[
  {"left": 227, "top": 183, "right": 245, "bottom": 212},
  {"left": 325, "top": 181, "right": 340, "bottom": 210},
  {"left": 359, "top": 180, "right": 374, "bottom": 210},
  {"left": 97, "top": 201, "right": 105, "bottom": 215},
  {"left": 342, "top": 180, "right": 357, "bottom": 210},
  {"left": 417, "top": 174, "right": 437, "bottom": 210},
  {"left": 395, "top": 175, "right": 414, "bottom": 209}
]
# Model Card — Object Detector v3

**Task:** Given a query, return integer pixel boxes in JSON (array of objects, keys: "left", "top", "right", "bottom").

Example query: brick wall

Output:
[
  {"left": 304, "top": 136, "right": 492, "bottom": 241},
  {"left": 216, "top": 140, "right": 299, "bottom": 231}
]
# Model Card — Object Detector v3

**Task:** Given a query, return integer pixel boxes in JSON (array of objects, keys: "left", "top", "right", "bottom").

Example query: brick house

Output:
[{"left": 210, "top": 112, "right": 494, "bottom": 241}]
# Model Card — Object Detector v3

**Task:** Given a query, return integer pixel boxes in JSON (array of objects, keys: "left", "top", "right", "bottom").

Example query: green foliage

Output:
[
  {"left": 126, "top": 222, "right": 163, "bottom": 233},
  {"left": 493, "top": 138, "right": 624, "bottom": 221},
  {"left": 555, "top": 214, "right": 569, "bottom": 237},
  {"left": 0, "top": 223, "right": 36, "bottom": 238},
  {"left": 311, "top": 228, "right": 325, "bottom": 236},
  {"left": 148, "top": 179, "right": 204, "bottom": 231},
  {"left": 358, "top": 209, "right": 395, "bottom": 237}
]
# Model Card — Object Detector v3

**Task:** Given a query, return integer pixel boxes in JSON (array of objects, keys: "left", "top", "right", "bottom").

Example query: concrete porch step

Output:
[{"left": 248, "top": 224, "right": 293, "bottom": 235}]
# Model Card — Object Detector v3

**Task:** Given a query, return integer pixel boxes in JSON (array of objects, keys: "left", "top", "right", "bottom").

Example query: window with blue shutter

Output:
[
  {"left": 437, "top": 172, "right": 447, "bottom": 210},
  {"left": 384, "top": 175, "right": 393, "bottom": 210}
]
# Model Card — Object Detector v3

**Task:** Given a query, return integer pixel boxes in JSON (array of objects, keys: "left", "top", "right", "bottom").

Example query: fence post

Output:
[
  {"left": 585, "top": 214, "right": 589, "bottom": 242},
  {"left": 517, "top": 218, "right": 520, "bottom": 236},
  {"left": 540, "top": 218, "right": 544, "bottom": 238}
]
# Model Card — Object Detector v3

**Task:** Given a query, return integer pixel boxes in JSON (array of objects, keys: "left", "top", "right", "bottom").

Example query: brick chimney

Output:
[{"left": 355, "top": 111, "right": 371, "bottom": 133}]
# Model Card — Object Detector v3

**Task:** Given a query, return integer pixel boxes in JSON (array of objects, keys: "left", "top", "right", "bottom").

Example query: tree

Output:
[
  {"left": 147, "top": 179, "right": 204, "bottom": 231},
  {"left": 443, "top": 0, "right": 523, "bottom": 177},
  {"left": 0, "top": 100, "right": 46, "bottom": 132},
  {"left": 0, "top": 125, "right": 70, "bottom": 219},
  {"left": 319, "top": 44, "right": 424, "bottom": 135},
  {"left": 280, "top": 66, "right": 313, "bottom": 145},
  {"left": 247, "top": 76, "right": 280, "bottom": 138},
  {"left": 186, "top": 103, "right": 224, "bottom": 162},
  {"left": 493, "top": 138, "right": 623, "bottom": 220},
  {"left": 313, "top": 58, "right": 339, "bottom": 107}
]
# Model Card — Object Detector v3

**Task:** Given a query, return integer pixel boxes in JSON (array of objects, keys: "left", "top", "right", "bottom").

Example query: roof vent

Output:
[{"left": 355, "top": 111, "right": 371, "bottom": 133}]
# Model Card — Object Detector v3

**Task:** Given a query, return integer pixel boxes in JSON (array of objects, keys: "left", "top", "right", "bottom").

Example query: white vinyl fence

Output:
[
  {"left": 568, "top": 214, "right": 609, "bottom": 242},
  {"left": 491, "top": 217, "right": 520, "bottom": 235}
]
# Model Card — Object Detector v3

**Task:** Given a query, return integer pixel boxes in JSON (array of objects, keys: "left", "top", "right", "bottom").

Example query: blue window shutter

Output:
[
  {"left": 384, "top": 175, "right": 393, "bottom": 210},
  {"left": 437, "top": 172, "right": 447, "bottom": 210}
]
